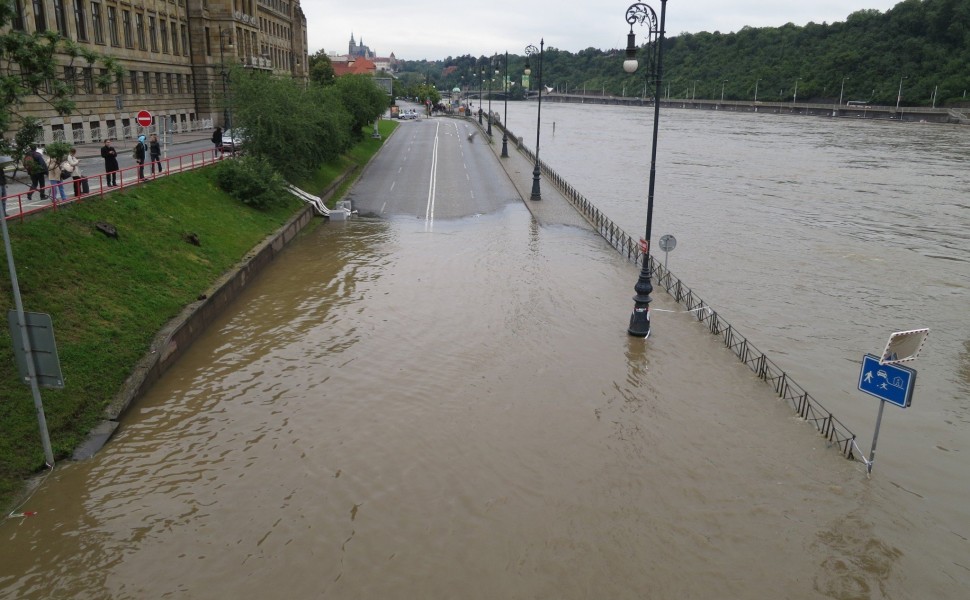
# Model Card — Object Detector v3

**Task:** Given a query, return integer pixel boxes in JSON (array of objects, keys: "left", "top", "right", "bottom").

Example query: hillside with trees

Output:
[{"left": 396, "top": 0, "right": 970, "bottom": 107}]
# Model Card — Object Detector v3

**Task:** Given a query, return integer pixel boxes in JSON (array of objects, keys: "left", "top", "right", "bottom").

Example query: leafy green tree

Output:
[
  {"left": 330, "top": 74, "right": 389, "bottom": 135},
  {"left": 308, "top": 50, "right": 335, "bottom": 86},
  {"left": 228, "top": 67, "right": 353, "bottom": 179}
]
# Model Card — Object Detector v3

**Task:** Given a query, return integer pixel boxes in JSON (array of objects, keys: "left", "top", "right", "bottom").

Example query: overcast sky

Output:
[{"left": 305, "top": 1, "right": 905, "bottom": 61}]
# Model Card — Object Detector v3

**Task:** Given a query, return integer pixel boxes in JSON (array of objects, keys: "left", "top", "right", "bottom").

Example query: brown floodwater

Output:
[{"left": 2, "top": 106, "right": 968, "bottom": 598}]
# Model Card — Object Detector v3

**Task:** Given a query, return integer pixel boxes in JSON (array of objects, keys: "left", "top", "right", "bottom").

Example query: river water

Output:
[{"left": 1, "top": 105, "right": 968, "bottom": 598}]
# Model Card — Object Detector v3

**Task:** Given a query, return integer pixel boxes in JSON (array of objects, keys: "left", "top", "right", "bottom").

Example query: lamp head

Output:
[{"left": 623, "top": 31, "right": 638, "bottom": 73}]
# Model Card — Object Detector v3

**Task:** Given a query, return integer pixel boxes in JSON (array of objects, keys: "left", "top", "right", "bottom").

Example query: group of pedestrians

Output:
[
  {"left": 101, "top": 134, "right": 162, "bottom": 185},
  {"left": 3, "top": 132, "right": 175, "bottom": 218},
  {"left": 21, "top": 144, "right": 87, "bottom": 206}
]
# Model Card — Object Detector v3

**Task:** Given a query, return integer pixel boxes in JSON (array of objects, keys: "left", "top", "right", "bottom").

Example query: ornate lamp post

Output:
[
  {"left": 622, "top": 1, "right": 668, "bottom": 338},
  {"left": 501, "top": 51, "right": 509, "bottom": 157},
  {"left": 525, "top": 40, "right": 544, "bottom": 200},
  {"left": 487, "top": 56, "right": 495, "bottom": 136},
  {"left": 478, "top": 62, "right": 484, "bottom": 125}
]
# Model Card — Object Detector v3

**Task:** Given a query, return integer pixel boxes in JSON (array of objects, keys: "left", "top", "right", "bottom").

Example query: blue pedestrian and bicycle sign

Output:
[{"left": 858, "top": 353, "right": 916, "bottom": 408}]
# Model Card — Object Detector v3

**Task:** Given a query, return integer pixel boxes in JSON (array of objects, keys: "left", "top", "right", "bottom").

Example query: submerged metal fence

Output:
[{"left": 498, "top": 121, "right": 858, "bottom": 460}]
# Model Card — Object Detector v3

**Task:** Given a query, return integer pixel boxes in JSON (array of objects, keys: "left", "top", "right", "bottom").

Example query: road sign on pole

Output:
[
  {"left": 136, "top": 110, "right": 153, "bottom": 127},
  {"left": 858, "top": 354, "right": 916, "bottom": 408}
]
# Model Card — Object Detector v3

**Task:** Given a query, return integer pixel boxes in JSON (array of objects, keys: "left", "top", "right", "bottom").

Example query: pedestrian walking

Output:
[
  {"left": 47, "top": 153, "right": 68, "bottom": 202},
  {"left": 211, "top": 127, "right": 222, "bottom": 159},
  {"left": 64, "top": 147, "right": 84, "bottom": 196},
  {"left": 24, "top": 145, "right": 47, "bottom": 201},
  {"left": 101, "top": 139, "right": 119, "bottom": 186},
  {"left": 149, "top": 134, "right": 162, "bottom": 174},
  {"left": 134, "top": 134, "right": 147, "bottom": 180}
]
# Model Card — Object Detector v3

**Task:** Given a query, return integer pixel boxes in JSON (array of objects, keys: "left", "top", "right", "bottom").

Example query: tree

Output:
[
  {"left": 228, "top": 67, "right": 352, "bottom": 180},
  {"left": 308, "top": 50, "right": 335, "bottom": 86},
  {"left": 0, "top": 8, "right": 123, "bottom": 159},
  {"left": 330, "top": 74, "right": 389, "bottom": 135}
]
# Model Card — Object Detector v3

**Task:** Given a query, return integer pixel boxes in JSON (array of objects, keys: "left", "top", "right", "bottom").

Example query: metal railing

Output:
[
  {"left": 498, "top": 121, "right": 858, "bottom": 460},
  {"left": 2, "top": 147, "right": 232, "bottom": 222}
]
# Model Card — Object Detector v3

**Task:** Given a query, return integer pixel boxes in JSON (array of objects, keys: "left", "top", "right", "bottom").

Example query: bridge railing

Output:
[{"left": 497, "top": 121, "right": 859, "bottom": 461}]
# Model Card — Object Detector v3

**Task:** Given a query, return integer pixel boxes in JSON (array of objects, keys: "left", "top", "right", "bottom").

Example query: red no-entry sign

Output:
[{"left": 136, "top": 110, "right": 153, "bottom": 127}]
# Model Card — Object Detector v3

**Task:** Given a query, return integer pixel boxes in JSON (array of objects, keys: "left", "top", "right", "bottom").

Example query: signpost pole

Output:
[
  {"left": 1, "top": 209, "right": 54, "bottom": 466},
  {"left": 867, "top": 400, "right": 886, "bottom": 475}
]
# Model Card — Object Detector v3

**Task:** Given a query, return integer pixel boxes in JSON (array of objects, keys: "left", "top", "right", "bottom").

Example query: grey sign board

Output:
[{"left": 7, "top": 311, "right": 65, "bottom": 389}]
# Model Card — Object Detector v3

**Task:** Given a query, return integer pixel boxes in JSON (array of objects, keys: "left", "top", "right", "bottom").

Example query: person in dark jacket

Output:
[
  {"left": 211, "top": 127, "right": 222, "bottom": 159},
  {"left": 149, "top": 134, "right": 162, "bottom": 174},
  {"left": 134, "top": 134, "right": 147, "bottom": 180},
  {"left": 25, "top": 145, "right": 47, "bottom": 201},
  {"left": 101, "top": 139, "right": 119, "bottom": 186}
]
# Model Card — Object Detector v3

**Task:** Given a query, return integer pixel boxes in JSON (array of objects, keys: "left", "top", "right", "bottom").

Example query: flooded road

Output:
[{"left": 1, "top": 111, "right": 967, "bottom": 598}]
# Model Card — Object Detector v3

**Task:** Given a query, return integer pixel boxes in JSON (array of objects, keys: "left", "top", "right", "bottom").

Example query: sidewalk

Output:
[{"left": 470, "top": 117, "right": 590, "bottom": 229}]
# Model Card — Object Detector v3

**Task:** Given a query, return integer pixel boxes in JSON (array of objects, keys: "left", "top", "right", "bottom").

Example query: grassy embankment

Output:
[{"left": 0, "top": 120, "right": 396, "bottom": 508}]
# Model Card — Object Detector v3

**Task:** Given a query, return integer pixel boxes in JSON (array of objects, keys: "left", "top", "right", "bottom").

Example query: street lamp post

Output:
[
  {"left": 792, "top": 77, "right": 800, "bottom": 108},
  {"left": 720, "top": 79, "right": 727, "bottom": 108},
  {"left": 478, "top": 62, "right": 484, "bottom": 125},
  {"left": 754, "top": 77, "right": 761, "bottom": 107},
  {"left": 487, "top": 59, "right": 494, "bottom": 136},
  {"left": 622, "top": 1, "right": 668, "bottom": 338},
  {"left": 218, "top": 26, "right": 234, "bottom": 133},
  {"left": 501, "top": 51, "right": 509, "bottom": 158},
  {"left": 525, "top": 40, "right": 544, "bottom": 200}
]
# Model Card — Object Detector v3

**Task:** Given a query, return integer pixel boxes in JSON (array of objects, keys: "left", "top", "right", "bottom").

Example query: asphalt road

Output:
[{"left": 348, "top": 112, "right": 521, "bottom": 223}]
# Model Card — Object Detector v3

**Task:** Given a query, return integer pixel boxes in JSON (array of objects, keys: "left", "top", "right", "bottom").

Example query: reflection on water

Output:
[{"left": 1, "top": 115, "right": 968, "bottom": 598}]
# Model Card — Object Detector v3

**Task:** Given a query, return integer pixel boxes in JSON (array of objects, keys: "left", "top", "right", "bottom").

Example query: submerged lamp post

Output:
[
  {"left": 525, "top": 40, "right": 544, "bottom": 200},
  {"left": 502, "top": 51, "right": 509, "bottom": 157},
  {"left": 623, "top": 1, "right": 668, "bottom": 338}
]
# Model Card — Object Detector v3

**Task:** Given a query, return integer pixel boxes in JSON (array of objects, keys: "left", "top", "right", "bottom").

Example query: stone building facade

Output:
[{"left": 4, "top": 0, "right": 308, "bottom": 144}]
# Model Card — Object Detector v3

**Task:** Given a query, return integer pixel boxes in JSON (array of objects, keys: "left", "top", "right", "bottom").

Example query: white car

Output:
[{"left": 221, "top": 128, "right": 245, "bottom": 153}]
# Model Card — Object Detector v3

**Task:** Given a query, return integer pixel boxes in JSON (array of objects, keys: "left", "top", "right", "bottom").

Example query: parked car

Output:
[{"left": 221, "top": 128, "right": 245, "bottom": 153}]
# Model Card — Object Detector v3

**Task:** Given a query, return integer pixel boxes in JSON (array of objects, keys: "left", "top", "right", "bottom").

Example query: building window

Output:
[
  {"left": 73, "top": 0, "right": 87, "bottom": 41},
  {"left": 12, "top": 0, "right": 26, "bottom": 31},
  {"left": 122, "top": 10, "right": 132, "bottom": 48},
  {"left": 165, "top": 72, "right": 172, "bottom": 94},
  {"left": 155, "top": 72, "right": 162, "bottom": 94},
  {"left": 107, "top": 5, "right": 118, "bottom": 46},
  {"left": 148, "top": 15, "right": 157, "bottom": 51},
  {"left": 53, "top": 0, "right": 68, "bottom": 36},
  {"left": 143, "top": 71, "right": 151, "bottom": 94},
  {"left": 129, "top": 70, "right": 138, "bottom": 94},
  {"left": 159, "top": 19, "right": 168, "bottom": 53},
  {"left": 63, "top": 66, "right": 76, "bottom": 93},
  {"left": 174, "top": 73, "right": 182, "bottom": 94},
  {"left": 170, "top": 21, "right": 179, "bottom": 54},
  {"left": 91, "top": 2, "right": 103, "bottom": 44},
  {"left": 82, "top": 67, "right": 94, "bottom": 93},
  {"left": 97, "top": 67, "right": 110, "bottom": 92},
  {"left": 180, "top": 24, "right": 188, "bottom": 55},
  {"left": 32, "top": 0, "right": 47, "bottom": 32},
  {"left": 135, "top": 13, "right": 145, "bottom": 50}
]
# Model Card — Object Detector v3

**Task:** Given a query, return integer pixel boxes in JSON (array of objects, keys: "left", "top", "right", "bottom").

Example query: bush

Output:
[{"left": 215, "top": 155, "right": 289, "bottom": 210}]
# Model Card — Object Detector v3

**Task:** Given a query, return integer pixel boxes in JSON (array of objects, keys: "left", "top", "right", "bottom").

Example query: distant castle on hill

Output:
[{"left": 349, "top": 33, "right": 375, "bottom": 59}]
